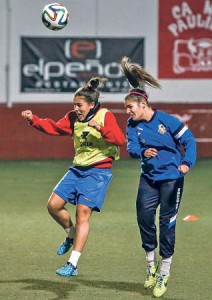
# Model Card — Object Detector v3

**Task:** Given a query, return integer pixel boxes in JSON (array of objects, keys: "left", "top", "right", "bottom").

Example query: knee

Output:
[
  {"left": 76, "top": 213, "right": 87, "bottom": 226},
  {"left": 47, "top": 200, "right": 57, "bottom": 214},
  {"left": 76, "top": 206, "right": 92, "bottom": 225},
  {"left": 47, "top": 201, "right": 53, "bottom": 213},
  {"left": 137, "top": 208, "right": 155, "bottom": 224}
]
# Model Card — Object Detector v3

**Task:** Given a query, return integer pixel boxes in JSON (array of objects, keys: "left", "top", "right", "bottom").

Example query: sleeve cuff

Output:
[
  {"left": 29, "top": 115, "right": 37, "bottom": 126},
  {"left": 181, "top": 161, "right": 191, "bottom": 168},
  {"left": 141, "top": 149, "right": 146, "bottom": 157}
]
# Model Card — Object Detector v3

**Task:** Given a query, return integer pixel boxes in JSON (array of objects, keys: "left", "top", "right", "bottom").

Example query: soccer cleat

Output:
[
  {"left": 153, "top": 273, "right": 170, "bottom": 298},
  {"left": 56, "top": 263, "right": 78, "bottom": 277},
  {"left": 57, "top": 237, "right": 73, "bottom": 255},
  {"left": 144, "top": 265, "right": 157, "bottom": 289}
]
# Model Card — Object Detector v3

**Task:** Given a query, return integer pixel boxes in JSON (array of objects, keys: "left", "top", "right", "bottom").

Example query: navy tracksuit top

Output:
[{"left": 126, "top": 110, "right": 197, "bottom": 181}]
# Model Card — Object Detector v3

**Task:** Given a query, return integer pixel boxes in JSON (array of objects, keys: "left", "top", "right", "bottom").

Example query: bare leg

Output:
[
  {"left": 56, "top": 203, "right": 93, "bottom": 274},
  {"left": 73, "top": 203, "right": 93, "bottom": 253},
  {"left": 47, "top": 192, "right": 74, "bottom": 229}
]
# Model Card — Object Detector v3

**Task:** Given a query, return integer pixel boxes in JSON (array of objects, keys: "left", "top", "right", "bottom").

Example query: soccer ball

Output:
[{"left": 42, "top": 3, "right": 69, "bottom": 31}]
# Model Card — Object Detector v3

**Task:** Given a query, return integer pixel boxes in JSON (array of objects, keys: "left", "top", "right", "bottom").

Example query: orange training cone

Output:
[{"left": 183, "top": 215, "right": 199, "bottom": 221}]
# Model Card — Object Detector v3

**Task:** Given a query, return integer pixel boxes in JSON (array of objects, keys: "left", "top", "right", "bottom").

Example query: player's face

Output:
[
  {"left": 73, "top": 96, "right": 95, "bottom": 121},
  {"left": 124, "top": 99, "right": 144, "bottom": 121}
]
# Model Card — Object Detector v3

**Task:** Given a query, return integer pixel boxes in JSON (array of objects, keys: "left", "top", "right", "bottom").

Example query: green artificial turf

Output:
[{"left": 0, "top": 159, "right": 211, "bottom": 299}]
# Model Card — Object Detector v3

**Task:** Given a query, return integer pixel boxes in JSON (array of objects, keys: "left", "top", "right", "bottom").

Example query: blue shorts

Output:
[{"left": 53, "top": 166, "right": 112, "bottom": 212}]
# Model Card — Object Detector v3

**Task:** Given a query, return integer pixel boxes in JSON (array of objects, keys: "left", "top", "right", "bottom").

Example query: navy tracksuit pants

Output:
[{"left": 136, "top": 175, "right": 184, "bottom": 258}]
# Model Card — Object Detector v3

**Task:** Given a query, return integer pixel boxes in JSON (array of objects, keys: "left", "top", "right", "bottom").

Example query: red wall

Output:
[{"left": 0, "top": 103, "right": 211, "bottom": 160}]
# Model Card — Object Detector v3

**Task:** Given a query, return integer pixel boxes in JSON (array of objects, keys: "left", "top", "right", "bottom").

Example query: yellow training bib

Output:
[{"left": 73, "top": 108, "right": 119, "bottom": 166}]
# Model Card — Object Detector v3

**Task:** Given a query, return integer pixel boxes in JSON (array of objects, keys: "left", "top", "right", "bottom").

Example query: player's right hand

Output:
[
  {"left": 21, "top": 110, "right": 33, "bottom": 121},
  {"left": 144, "top": 148, "right": 158, "bottom": 158}
]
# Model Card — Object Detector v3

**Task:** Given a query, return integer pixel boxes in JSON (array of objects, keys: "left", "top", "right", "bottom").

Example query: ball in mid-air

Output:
[{"left": 42, "top": 3, "right": 69, "bottom": 30}]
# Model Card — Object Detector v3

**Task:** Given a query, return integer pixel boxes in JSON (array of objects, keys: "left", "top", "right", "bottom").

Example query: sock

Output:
[
  {"left": 68, "top": 250, "right": 81, "bottom": 267},
  {"left": 146, "top": 250, "right": 156, "bottom": 267},
  {"left": 160, "top": 256, "right": 172, "bottom": 275},
  {"left": 65, "top": 225, "right": 75, "bottom": 239}
]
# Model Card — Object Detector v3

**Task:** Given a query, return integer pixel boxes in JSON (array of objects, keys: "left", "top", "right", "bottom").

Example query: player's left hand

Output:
[
  {"left": 178, "top": 164, "right": 190, "bottom": 174},
  {"left": 88, "top": 120, "right": 101, "bottom": 131}
]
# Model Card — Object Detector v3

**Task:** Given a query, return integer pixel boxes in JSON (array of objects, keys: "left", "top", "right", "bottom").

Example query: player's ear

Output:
[
  {"left": 90, "top": 101, "right": 95, "bottom": 108},
  {"left": 140, "top": 100, "right": 147, "bottom": 108}
]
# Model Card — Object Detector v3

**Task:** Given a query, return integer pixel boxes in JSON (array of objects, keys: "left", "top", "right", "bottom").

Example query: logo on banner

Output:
[
  {"left": 158, "top": 0, "right": 212, "bottom": 78},
  {"left": 21, "top": 37, "right": 145, "bottom": 93},
  {"left": 64, "top": 40, "right": 102, "bottom": 59}
]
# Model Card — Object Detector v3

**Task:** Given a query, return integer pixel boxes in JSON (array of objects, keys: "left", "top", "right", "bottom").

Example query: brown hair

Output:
[
  {"left": 120, "top": 56, "right": 161, "bottom": 103},
  {"left": 74, "top": 77, "right": 107, "bottom": 104}
]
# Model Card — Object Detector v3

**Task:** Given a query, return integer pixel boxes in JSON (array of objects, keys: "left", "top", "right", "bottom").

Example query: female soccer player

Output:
[
  {"left": 120, "top": 57, "right": 197, "bottom": 298},
  {"left": 21, "top": 77, "right": 125, "bottom": 277}
]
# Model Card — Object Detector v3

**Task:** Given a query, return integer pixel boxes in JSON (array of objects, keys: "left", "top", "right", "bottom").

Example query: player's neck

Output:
[{"left": 143, "top": 108, "right": 155, "bottom": 121}]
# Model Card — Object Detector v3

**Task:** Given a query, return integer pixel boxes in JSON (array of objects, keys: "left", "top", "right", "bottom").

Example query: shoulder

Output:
[
  {"left": 156, "top": 110, "right": 171, "bottom": 119},
  {"left": 156, "top": 110, "right": 181, "bottom": 124},
  {"left": 98, "top": 107, "right": 109, "bottom": 115},
  {"left": 98, "top": 107, "right": 115, "bottom": 120}
]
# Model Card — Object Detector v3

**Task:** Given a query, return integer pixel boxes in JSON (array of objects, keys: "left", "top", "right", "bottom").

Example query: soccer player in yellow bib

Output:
[{"left": 21, "top": 77, "right": 125, "bottom": 277}]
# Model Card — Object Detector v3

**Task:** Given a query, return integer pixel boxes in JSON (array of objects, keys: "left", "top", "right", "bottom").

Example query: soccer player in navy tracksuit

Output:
[{"left": 121, "top": 57, "right": 197, "bottom": 298}]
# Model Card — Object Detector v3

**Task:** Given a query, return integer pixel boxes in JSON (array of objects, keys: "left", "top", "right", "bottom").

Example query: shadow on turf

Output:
[
  {"left": 78, "top": 279, "right": 182, "bottom": 299},
  {"left": 78, "top": 278, "right": 151, "bottom": 296},
  {"left": 0, "top": 278, "right": 182, "bottom": 299},
  {"left": 0, "top": 279, "right": 77, "bottom": 300},
  {"left": 0, "top": 278, "right": 152, "bottom": 299}
]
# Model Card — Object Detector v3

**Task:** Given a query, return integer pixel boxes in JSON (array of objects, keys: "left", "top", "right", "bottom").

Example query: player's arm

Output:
[
  {"left": 88, "top": 111, "right": 125, "bottom": 146},
  {"left": 126, "top": 122, "right": 145, "bottom": 158},
  {"left": 176, "top": 126, "right": 197, "bottom": 171},
  {"left": 21, "top": 110, "right": 75, "bottom": 136},
  {"left": 169, "top": 116, "right": 197, "bottom": 172}
]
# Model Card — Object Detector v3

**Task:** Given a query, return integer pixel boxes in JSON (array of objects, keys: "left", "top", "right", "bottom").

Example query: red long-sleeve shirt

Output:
[{"left": 30, "top": 108, "right": 125, "bottom": 168}]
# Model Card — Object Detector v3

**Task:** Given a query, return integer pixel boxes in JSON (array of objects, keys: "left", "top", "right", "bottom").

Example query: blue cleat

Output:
[
  {"left": 57, "top": 237, "right": 73, "bottom": 255},
  {"left": 56, "top": 263, "right": 78, "bottom": 277}
]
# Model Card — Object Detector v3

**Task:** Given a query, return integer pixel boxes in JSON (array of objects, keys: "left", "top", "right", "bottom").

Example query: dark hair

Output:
[
  {"left": 74, "top": 77, "right": 107, "bottom": 104},
  {"left": 120, "top": 56, "right": 161, "bottom": 103}
]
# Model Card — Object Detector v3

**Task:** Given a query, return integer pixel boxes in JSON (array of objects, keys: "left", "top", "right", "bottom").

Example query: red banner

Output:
[{"left": 158, "top": 0, "right": 212, "bottom": 79}]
